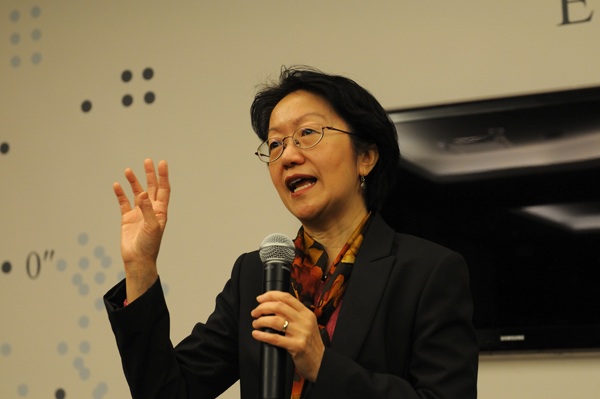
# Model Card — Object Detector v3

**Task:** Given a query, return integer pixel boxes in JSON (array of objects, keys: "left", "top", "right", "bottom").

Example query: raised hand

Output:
[{"left": 113, "top": 159, "right": 171, "bottom": 302}]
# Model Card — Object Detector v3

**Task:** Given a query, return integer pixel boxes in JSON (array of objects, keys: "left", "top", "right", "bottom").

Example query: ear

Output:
[{"left": 358, "top": 144, "right": 379, "bottom": 177}]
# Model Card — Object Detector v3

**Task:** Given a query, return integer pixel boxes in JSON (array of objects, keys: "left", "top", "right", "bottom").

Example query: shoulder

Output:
[
  {"left": 364, "top": 214, "right": 468, "bottom": 281},
  {"left": 396, "top": 232, "right": 461, "bottom": 260},
  {"left": 367, "top": 213, "right": 462, "bottom": 260},
  {"left": 231, "top": 250, "right": 262, "bottom": 277}
]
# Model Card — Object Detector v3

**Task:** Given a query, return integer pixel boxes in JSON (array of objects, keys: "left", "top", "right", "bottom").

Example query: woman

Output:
[{"left": 105, "top": 66, "right": 479, "bottom": 399}]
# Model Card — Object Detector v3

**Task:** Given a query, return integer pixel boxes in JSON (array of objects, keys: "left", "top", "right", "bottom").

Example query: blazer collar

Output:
[{"left": 329, "top": 212, "right": 397, "bottom": 358}]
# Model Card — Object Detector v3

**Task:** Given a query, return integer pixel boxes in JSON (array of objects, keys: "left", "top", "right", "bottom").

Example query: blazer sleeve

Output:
[
  {"left": 309, "top": 248, "right": 478, "bottom": 399},
  {"left": 104, "top": 253, "right": 249, "bottom": 399}
]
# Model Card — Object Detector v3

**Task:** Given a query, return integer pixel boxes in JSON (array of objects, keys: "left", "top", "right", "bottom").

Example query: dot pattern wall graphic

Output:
[
  {"left": 8, "top": 5, "right": 43, "bottom": 68},
  {"left": 4, "top": 6, "right": 164, "bottom": 393},
  {"left": 1, "top": 234, "right": 118, "bottom": 398},
  {"left": 2, "top": 229, "right": 169, "bottom": 398},
  {"left": 81, "top": 67, "right": 157, "bottom": 113}
]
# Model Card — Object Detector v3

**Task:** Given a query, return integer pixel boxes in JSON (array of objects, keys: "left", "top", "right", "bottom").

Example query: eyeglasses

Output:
[{"left": 255, "top": 125, "right": 354, "bottom": 163}]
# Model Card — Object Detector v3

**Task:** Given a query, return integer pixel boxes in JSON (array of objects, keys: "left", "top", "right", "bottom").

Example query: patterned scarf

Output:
[{"left": 290, "top": 212, "right": 372, "bottom": 399}]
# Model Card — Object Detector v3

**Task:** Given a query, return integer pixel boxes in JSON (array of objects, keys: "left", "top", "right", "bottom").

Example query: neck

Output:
[{"left": 302, "top": 208, "right": 369, "bottom": 269}]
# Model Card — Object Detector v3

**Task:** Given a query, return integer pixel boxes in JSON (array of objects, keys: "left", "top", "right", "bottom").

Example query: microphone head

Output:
[{"left": 259, "top": 233, "right": 295, "bottom": 264}]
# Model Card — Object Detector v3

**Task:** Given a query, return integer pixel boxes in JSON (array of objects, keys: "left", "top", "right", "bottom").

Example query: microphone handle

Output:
[{"left": 260, "top": 261, "right": 291, "bottom": 399}]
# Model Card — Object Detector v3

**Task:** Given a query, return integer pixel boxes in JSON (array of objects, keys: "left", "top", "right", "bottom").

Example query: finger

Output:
[
  {"left": 252, "top": 327, "right": 288, "bottom": 348},
  {"left": 125, "top": 167, "right": 144, "bottom": 198},
  {"left": 113, "top": 182, "right": 132, "bottom": 215},
  {"left": 137, "top": 191, "right": 159, "bottom": 229},
  {"left": 252, "top": 317, "right": 291, "bottom": 347},
  {"left": 257, "top": 291, "right": 305, "bottom": 311},
  {"left": 144, "top": 159, "right": 159, "bottom": 200},
  {"left": 251, "top": 297, "right": 294, "bottom": 319},
  {"left": 252, "top": 313, "right": 283, "bottom": 329},
  {"left": 156, "top": 160, "right": 171, "bottom": 205}
]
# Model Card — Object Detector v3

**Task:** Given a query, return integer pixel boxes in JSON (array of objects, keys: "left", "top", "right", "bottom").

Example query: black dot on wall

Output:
[
  {"left": 143, "top": 67, "right": 154, "bottom": 80},
  {"left": 121, "top": 70, "right": 133, "bottom": 82},
  {"left": 10, "top": 10, "right": 20, "bottom": 22},
  {"left": 55, "top": 388, "right": 66, "bottom": 399},
  {"left": 81, "top": 100, "right": 92, "bottom": 113},
  {"left": 31, "top": 5, "right": 42, "bottom": 18},
  {"left": 2, "top": 261, "right": 11, "bottom": 274},
  {"left": 144, "top": 91, "right": 156, "bottom": 104},
  {"left": 0, "top": 142, "right": 9, "bottom": 154},
  {"left": 122, "top": 94, "right": 133, "bottom": 107}
]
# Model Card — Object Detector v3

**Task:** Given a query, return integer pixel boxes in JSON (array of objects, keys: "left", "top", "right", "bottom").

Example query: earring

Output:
[{"left": 360, "top": 175, "right": 366, "bottom": 190}]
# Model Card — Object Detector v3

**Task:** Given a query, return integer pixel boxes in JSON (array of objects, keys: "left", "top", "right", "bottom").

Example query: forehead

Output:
[{"left": 268, "top": 91, "right": 339, "bottom": 134}]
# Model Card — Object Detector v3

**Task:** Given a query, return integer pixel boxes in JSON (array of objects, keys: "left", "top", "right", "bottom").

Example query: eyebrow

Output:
[{"left": 268, "top": 112, "right": 329, "bottom": 135}]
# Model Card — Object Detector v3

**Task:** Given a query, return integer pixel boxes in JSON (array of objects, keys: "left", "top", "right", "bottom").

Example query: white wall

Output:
[{"left": 1, "top": 1, "right": 599, "bottom": 398}]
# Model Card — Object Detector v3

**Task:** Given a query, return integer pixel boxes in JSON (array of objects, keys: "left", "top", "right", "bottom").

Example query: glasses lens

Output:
[
  {"left": 293, "top": 126, "right": 323, "bottom": 149},
  {"left": 257, "top": 139, "right": 283, "bottom": 163}
]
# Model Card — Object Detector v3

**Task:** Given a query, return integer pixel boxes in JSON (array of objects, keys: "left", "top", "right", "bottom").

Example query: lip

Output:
[{"left": 285, "top": 174, "right": 317, "bottom": 195}]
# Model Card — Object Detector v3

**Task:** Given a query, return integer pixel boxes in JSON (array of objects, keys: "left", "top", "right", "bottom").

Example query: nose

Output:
[{"left": 278, "top": 136, "right": 304, "bottom": 166}]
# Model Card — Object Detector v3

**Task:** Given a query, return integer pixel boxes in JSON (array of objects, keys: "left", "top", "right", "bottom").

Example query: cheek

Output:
[
  {"left": 268, "top": 166, "right": 285, "bottom": 191},
  {"left": 325, "top": 152, "right": 358, "bottom": 181}
]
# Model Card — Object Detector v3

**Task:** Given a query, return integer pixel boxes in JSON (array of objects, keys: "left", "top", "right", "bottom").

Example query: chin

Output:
[
  {"left": 287, "top": 204, "right": 317, "bottom": 221},
  {"left": 290, "top": 206, "right": 328, "bottom": 227}
]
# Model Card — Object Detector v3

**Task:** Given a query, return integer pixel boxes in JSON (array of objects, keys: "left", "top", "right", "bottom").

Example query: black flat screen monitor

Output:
[{"left": 383, "top": 86, "right": 600, "bottom": 353}]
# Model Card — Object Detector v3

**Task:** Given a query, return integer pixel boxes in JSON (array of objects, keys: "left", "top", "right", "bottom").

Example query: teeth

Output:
[
  {"left": 292, "top": 180, "right": 315, "bottom": 193},
  {"left": 289, "top": 179, "right": 315, "bottom": 193},
  {"left": 287, "top": 177, "right": 316, "bottom": 193}
]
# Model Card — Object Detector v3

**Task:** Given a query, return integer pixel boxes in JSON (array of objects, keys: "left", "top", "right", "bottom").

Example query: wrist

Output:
[{"left": 124, "top": 267, "right": 158, "bottom": 303}]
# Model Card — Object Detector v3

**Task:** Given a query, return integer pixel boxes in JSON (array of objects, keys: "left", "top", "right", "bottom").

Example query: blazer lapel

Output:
[{"left": 330, "top": 213, "right": 396, "bottom": 359}]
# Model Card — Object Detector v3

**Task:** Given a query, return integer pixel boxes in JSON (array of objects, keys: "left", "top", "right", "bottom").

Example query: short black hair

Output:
[{"left": 250, "top": 66, "right": 399, "bottom": 211}]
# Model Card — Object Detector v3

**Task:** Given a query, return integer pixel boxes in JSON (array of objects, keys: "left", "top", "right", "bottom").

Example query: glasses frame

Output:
[{"left": 255, "top": 125, "right": 354, "bottom": 164}]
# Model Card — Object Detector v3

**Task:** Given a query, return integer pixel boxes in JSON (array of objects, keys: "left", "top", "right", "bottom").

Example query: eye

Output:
[
  {"left": 298, "top": 127, "right": 319, "bottom": 137},
  {"left": 268, "top": 139, "right": 283, "bottom": 152}
]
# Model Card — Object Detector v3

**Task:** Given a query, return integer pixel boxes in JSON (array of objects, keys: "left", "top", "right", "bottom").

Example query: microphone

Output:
[{"left": 259, "top": 233, "right": 295, "bottom": 399}]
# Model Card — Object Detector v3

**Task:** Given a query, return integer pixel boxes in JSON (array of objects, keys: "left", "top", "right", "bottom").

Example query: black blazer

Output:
[{"left": 105, "top": 213, "right": 478, "bottom": 398}]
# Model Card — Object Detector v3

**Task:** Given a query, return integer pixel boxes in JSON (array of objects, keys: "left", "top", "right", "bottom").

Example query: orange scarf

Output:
[{"left": 290, "top": 212, "right": 371, "bottom": 399}]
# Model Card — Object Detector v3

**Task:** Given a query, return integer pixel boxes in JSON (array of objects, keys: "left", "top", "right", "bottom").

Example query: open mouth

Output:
[{"left": 287, "top": 177, "right": 317, "bottom": 193}]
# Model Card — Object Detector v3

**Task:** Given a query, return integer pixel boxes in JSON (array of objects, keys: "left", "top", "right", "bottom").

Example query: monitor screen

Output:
[{"left": 384, "top": 86, "right": 600, "bottom": 352}]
